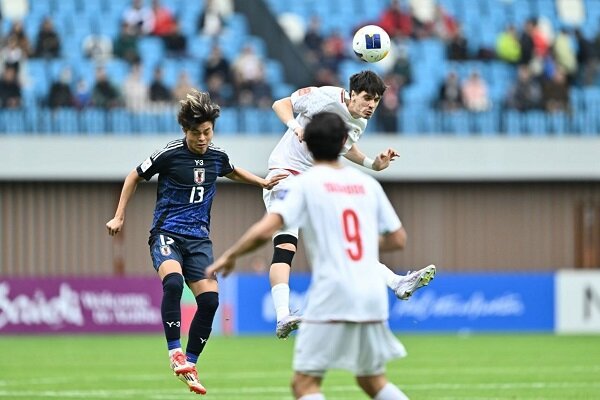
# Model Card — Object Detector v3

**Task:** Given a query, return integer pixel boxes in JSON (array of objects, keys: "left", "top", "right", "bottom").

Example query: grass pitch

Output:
[{"left": 1, "top": 334, "right": 599, "bottom": 399}]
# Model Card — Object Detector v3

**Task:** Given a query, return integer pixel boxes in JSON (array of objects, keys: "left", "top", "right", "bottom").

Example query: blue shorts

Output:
[{"left": 149, "top": 232, "right": 214, "bottom": 282}]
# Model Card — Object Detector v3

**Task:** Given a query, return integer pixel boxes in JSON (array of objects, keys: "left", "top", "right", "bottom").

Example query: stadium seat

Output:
[{"left": 80, "top": 108, "right": 108, "bottom": 134}]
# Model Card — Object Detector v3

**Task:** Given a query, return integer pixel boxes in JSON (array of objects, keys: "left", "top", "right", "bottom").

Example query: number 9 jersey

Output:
[
  {"left": 269, "top": 164, "right": 402, "bottom": 322},
  {"left": 136, "top": 139, "right": 234, "bottom": 238}
]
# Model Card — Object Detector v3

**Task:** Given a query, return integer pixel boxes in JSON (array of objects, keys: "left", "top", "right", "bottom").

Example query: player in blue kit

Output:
[{"left": 106, "top": 89, "right": 285, "bottom": 395}]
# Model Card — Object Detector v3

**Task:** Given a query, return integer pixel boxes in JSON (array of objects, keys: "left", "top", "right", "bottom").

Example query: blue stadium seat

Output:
[
  {"left": 523, "top": 111, "right": 547, "bottom": 136},
  {"left": 108, "top": 109, "right": 133, "bottom": 133},
  {"left": 504, "top": 111, "right": 523, "bottom": 136},
  {"left": 216, "top": 108, "right": 239, "bottom": 134},
  {"left": 52, "top": 108, "right": 79, "bottom": 134},
  {"left": 80, "top": 108, "right": 108, "bottom": 134},
  {"left": 0, "top": 110, "right": 27, "bottom": 134}
]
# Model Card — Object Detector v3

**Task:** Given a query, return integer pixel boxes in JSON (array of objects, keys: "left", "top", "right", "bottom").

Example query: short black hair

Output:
[
  {"left": 177, "top": 89, "right": 220, "bottom": 131},
  {"left": 349, "top": 70, "right": 387, "bottom": 97},
  {"left": 304, "top": 112, "right": 348, "bottom": 161}
]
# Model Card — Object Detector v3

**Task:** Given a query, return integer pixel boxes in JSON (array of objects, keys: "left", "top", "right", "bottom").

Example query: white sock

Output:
[
  {"left": 168, "top": 347, "right": 183, "bottom": 357},
  {"left": 377, "top": 262, "right": 400, "bottom": 288},
  {"left": 374, "top": 383, "right": 409, "bottom": 400},
  {"left": 271, "top": 283, "right": 290, "bottom": 321},
  {"left": 298, "top": 394, "right": 325, "bottom": 400}
]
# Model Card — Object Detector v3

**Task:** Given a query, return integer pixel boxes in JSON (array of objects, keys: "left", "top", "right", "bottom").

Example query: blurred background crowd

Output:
[{"left": 1, "top": 0, "right": 599, "bottom": 134}]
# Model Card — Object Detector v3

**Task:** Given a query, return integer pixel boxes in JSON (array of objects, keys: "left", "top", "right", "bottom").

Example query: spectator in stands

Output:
[
  {"left": 319, "top": 39, "right": 343, "bottom": 75},
  {"left": 150, "top": 0, "right": 176, "bottom": 37},
  {"left": 0, "top": 66, "right": 21, "bottom": 108},
  {"left": 122, "top": 0, "right": 154, "bottom": 36},
  {"left": 231, "top": 44, "right": 265, "bottom": 96},
  {"left": 303, "top": 15, "right": 324, "bottom": 65},
  {"left": 243, "top": 69, "right": 273, "bottom": 109},
  {"left": 496, "top": 25, "right": 521, "bottom": 64},
  {"left": 0, "top": 36, "right": 25, "bottom": 74},
  {"left": 172, "top": 70, "right": 194, "bottom": 101},
  {"left": 313, "top": 67, "right": 339, "bottom": 87},
  {"left": 553, "top": 28, "right": 577, "bottom": 83},
  {"left": 430, "top": 4, "right": 458, "bottom": 42},
  {"left": 74, "top": 79, "right": 92, "bottom": 109},
  {"left": 574, "top": 28, "right": 595, "bottom": 86},
  {"left": 163, "top": 21, "right": 187, "bottom": 58},
  {"left": 6, "top": 20, "right": 31, "bottom": 57},
  {"left": 437, "top": 71, "right": 463, "bottom": 111},
  {"left": 506, "top": 65, "right": 542, "bottom": 111},
  {"left": 390, "top": 40, "right": 412, "bottom": 86},
  {"left": 446, "top": 24, "right": 468, "bottom": 60},
  {"left": 203, "top": 45, "right": 230, "bottom": 83},
  {"left": 91, "top": 67, "right": 121, "bottom": 109},
  {"left": 542, "top": 67, "right": 570, "bottom": 113},
  {"left": 378, "top": 0, "right": 412, "bottom": 39},
  {"left": 205, "top": 74, "right": 232, "bottom": 106},
  {"left": 322, "top": 29, "right": 346, "bottom": 60},
  {"left": 123, "top": 62, "right": 149, "bottom": 112},
  {"left": 47, "top": 67, "right": 74, "bottom": 109},
  {"left": 33, "top": 16, "right": 61, "bottom": 58},
  {"left": 519, "top": 18, "right": 536, "bottom": 66},
  {"left": 82, "top": 31, "right": 113, "bottom": 62},
  {"left": 197, "top": 0, "right": 226, "bottom": 37},
  {"left": 114, "top": 22, "right": 141, "bottom": 64},
  {"left": 149, "top": 65, "right": 172, "bottom": 103},
  {"left": 461, "top": 71, "right": 490, "bottom": 112},
  {"left": 377, "top": 73, "right": 402, "bottom": 133}
]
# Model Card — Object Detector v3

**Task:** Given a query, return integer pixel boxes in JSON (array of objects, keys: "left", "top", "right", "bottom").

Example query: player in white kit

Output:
[
  {"left": 265, "top": 71, "right": 435, "bottom": 338},
  {"left": 207, "top": 112, "right": 412, "bottom": 399}
]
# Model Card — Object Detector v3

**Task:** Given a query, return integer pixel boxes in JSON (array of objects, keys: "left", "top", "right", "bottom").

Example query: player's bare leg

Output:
[
  {"left": 292, "top": 372, "right": 324, "bottom": 399},
  {"left": 356, "top": 375, "right": 409, "bottom": 400}
]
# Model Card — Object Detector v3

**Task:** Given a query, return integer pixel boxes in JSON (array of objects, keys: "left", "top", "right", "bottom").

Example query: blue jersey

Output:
[{"left": 136, "top": 138, "right": 235, "bottom": 238}]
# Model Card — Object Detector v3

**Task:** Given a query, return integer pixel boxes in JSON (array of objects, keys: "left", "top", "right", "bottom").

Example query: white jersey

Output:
[
  {"left": 267, "top": 86, "right": 368, "bottom": 173},
  {"left": 269, "top": 165, "right": 402, "bottom": 322}
]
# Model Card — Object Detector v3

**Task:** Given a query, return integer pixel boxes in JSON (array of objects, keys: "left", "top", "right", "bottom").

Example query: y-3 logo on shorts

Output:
[
  {"left": 166, "top": 321, "right": 181, "bottom": 327},
  {"left": 160, "top": 235, "right": 174, "bottom": 256}
]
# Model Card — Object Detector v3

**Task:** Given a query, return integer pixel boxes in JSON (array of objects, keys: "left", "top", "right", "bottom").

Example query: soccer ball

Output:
[{"left": 352, "top": 25, "right": 391, "bottom": 63}]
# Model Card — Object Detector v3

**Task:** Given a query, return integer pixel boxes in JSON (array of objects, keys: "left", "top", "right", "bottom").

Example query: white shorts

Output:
[
  {"left": 262, "top": 168, "right": 299, "bottom": 238},
  {"left": 293, "top": 321, "right": 407, "bottom": 377}
]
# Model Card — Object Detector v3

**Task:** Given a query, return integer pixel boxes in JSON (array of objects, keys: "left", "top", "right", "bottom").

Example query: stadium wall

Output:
[{"left": 1, "top": 180, "right": 600, "bottom": 275}]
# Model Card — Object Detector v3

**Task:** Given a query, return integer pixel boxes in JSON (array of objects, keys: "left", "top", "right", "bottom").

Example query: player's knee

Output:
[
  {"left": 195, "top": 291, "right": 219, "bottom": 314},
  {"left": 274, "top": 234, "right": 298, "bottom": 249},
  {"left": 272, "top": 234, "right": 298, "bottom": 266},
  {"left": 162, "top": 273, "right": 184, "bottom": 298},
  {"left": 272, "top": 247, "right": 296, "bottom": 266}
]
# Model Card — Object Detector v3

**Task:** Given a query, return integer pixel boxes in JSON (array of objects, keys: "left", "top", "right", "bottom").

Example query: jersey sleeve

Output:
[
  {"left": 218, "top": 151, "right": 235, "bottom": 177},
  {"left": 136, "top": 148, "right": 169, "bottom": 181},
  {"left": 373, "top": 180, "right": 402, "bottom": 234},
  {"left": 269, "top": 178, "right": 307, "bottom": 231},
  {"left": 290, "top": 86, "right": 320, "bottom": 116}
]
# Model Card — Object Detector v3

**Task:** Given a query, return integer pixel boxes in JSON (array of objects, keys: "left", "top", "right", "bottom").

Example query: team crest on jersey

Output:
[
  {"left": 274, "top": 189, "right": 289, "bottom": 200},
  {"left": 193, "top": 168, "right": 205, "bottom": 184},
  {"left": 160, "top": 245, "right": 172, "bottom": 256}
]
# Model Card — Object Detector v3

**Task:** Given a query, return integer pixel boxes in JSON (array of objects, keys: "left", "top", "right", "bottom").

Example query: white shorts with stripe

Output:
[
  {"left": 262, "top": 168, "right": 300, "bottom": 238},
  {"left": 293, "top": 321, "right": 407, "bottom": 377}
]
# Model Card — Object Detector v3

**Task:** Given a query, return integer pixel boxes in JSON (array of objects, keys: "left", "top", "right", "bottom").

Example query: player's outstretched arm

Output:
[
  {"left": 206, "top": 213, "right": 284, "bottom": 277},
  {"left": 272, "top": 97, "right": 304, "bottom": 141},
  {"left": 372, "top": 148, "right": 400, "bottom": 171},
  {"left": 225, "top": 167, "right": 288, "bottom": 189},
  {"left": 106, "top": 169, "right": 144, "bottom": 236},
  {"left": 379, "top": 227, "right": 407, "bottom": 251}
]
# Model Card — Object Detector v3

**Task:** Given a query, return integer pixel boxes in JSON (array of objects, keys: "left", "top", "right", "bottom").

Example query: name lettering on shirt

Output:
[{"left": 324, "top": 183, "right": 365, "bottom": 195}]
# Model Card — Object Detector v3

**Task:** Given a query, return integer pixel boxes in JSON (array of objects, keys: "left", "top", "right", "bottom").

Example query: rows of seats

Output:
[{"left": 1, "top": 107, "right": 595, "bottom": 136}]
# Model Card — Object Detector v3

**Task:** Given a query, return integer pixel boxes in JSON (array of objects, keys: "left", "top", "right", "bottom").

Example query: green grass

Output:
[{"left": 1, "top": 334, "right": 599, "bottom": 399}]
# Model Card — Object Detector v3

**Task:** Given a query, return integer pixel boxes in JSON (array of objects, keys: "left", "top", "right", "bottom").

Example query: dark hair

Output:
[
  {"left": 349, "top": 70, "right": 387, "bottom": 97},
  {"left": 177, "top": 89, "right": 220, "bottom": 131},
  {"left": 304, "top": 112, "right": 348, "bottom": 161}
]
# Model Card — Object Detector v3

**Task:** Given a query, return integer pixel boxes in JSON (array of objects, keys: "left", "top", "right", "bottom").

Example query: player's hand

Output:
[
  {"left": 372, "top": 148, "right": 399, "bottom": 171},
  {"left": 262, "top": 173, "right": 289, "bottom": 190},
  {"left": 206, "top": 254, "right": 236, "bottom": 278},
  {"left": 106, "top": 218, "right": 124, "bottom": 236},
  {"left": 294, "top": 127, "right": 305, "bottom": 143}
]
